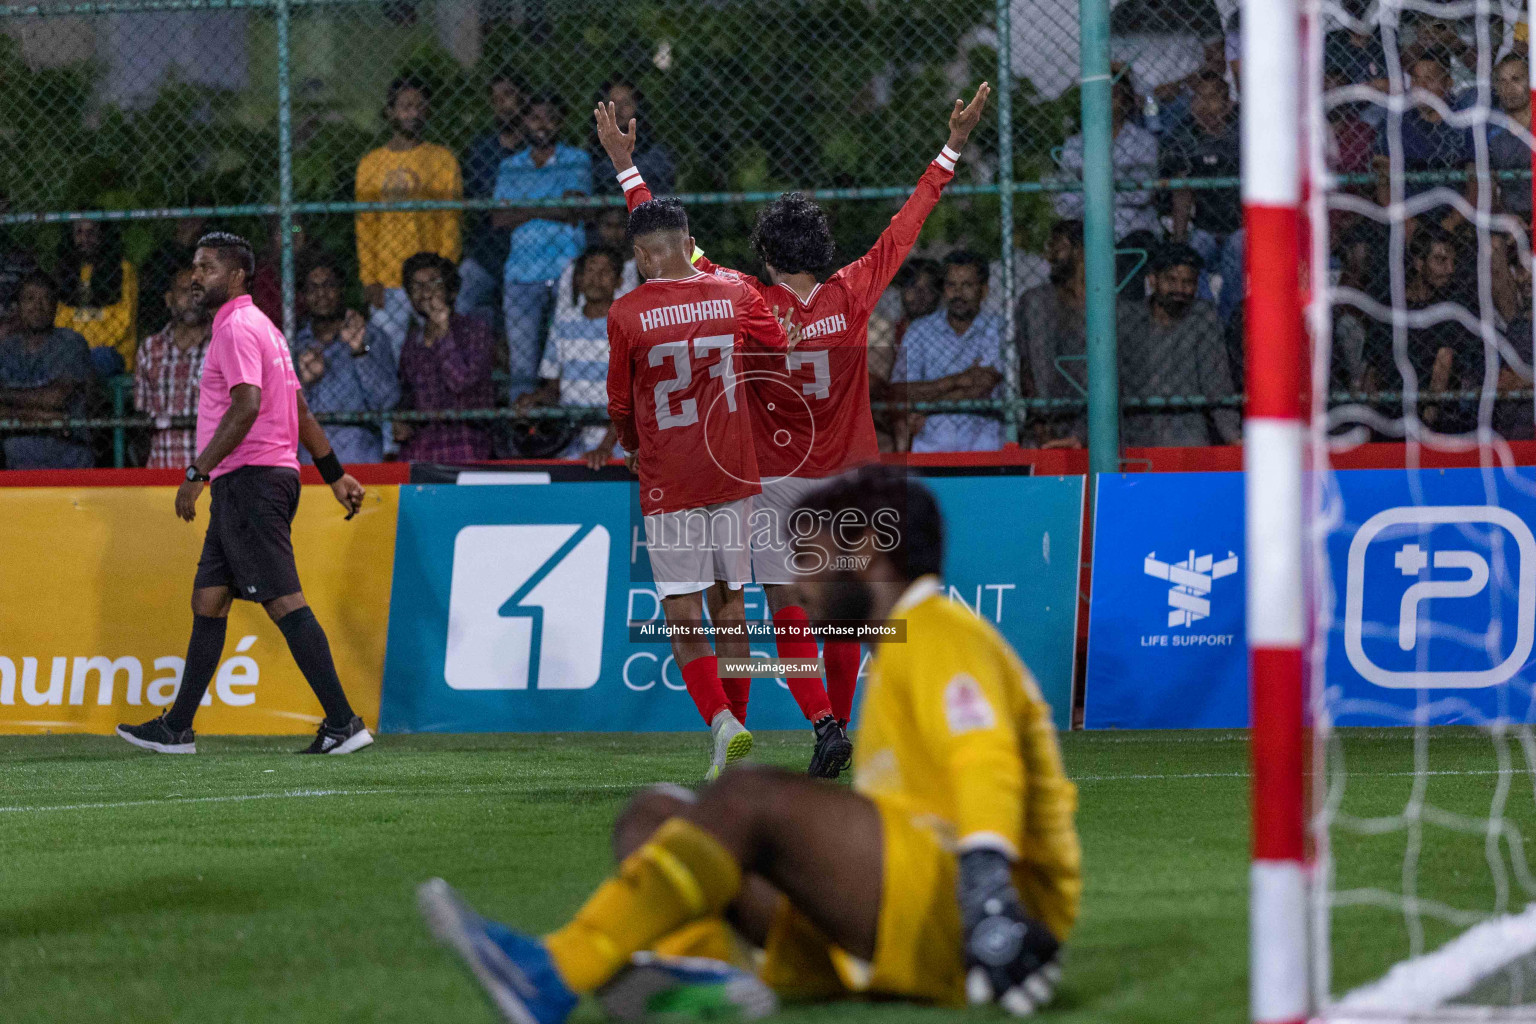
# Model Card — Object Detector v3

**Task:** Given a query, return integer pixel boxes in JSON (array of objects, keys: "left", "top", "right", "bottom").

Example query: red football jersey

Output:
[
  {"left": 607, "top": 270, "right": 789, "bottom": 516},
  {"left": 618, "top": 152, "right": 957, "bottom": 479}
]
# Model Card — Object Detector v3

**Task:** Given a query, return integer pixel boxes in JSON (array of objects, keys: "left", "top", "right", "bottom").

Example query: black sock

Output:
[
  {"left": 276, "top": 606, "right": 355, "bottom": 727},
  {"left": 165, "top": 615, "right": 228, "bottom": 732}
]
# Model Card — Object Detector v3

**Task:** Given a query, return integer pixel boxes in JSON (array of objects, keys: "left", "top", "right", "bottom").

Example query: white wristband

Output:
[
  {"left": 935, "top": 146, "right": 960, "bottom": 172},
  {"left": 957, "top": 831, "right": 1018, "bottom": 858},
  {"left": 616, "top": 166, "right": 645, "bottom": 192}
]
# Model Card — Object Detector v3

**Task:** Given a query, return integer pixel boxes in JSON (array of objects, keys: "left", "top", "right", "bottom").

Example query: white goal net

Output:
[{"left": 1303, "top": 0, "right": 1536, "bottom": 1016}]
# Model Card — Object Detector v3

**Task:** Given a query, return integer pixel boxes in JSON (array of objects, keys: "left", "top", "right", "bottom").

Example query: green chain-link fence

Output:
[{"left": 0, "top": 0, "right": 1523, "bottom": 468}]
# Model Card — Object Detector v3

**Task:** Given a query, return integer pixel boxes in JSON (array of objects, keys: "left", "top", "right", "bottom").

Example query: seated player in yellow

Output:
[{"left": 417, "top": 465, "right": 1080, "bottom": 1022}]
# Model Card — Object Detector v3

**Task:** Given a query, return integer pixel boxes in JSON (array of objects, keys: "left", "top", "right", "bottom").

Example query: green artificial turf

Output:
[{"left": 0, "top": 729, "right": 1520, "bottom": 1022}]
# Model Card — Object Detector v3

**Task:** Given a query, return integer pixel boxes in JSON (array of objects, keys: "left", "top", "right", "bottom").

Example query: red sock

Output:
[
  {"left": 825, "top": 641, "right": 860, "bottom": 723},
  {"left": 680, "top": 655, "right": 730, "bottom": 726},
  {"left": 773, "top": 606, "right": 833, "bottom": 723},
  {"left": 723, "top": 676, "right": 751, "bottom": 725}
]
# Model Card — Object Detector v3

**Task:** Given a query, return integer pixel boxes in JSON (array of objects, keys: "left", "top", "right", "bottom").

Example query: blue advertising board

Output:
[
  {"left": 1086, "top": 467, "right": 1536, "bottom": 729},
  {"left": 380, "top": 474, "right": 1084, "bottom": 733},
  {"left": 1326, "top": 468, "right": 1536, "bottom": 727},
  {"left": 1085, "top": 473, "right": 1248, "bottom": 728}
]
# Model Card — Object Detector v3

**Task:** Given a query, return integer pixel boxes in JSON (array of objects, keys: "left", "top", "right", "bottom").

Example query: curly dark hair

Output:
[
  {"left": 750, "top": 192, "right": 835, "bottom": 277},
  {"left": 401, "top": 250, "right": 461, "bottom": 299},
  {"left": 627, "top": 198, "right": 689, "bottom": 241}
]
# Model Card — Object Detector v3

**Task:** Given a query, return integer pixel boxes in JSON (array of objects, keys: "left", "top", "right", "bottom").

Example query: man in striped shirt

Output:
[
  {"left": 514, "top": 247, "right": 624, "bottom": 463},
  {"left": 134, "top": 267, "right": 211, "bottom": 469}
]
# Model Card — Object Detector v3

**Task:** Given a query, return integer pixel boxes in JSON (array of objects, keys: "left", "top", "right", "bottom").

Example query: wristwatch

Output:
[{"left": 185, "top": 465, "right": 210, "bottom": 483}]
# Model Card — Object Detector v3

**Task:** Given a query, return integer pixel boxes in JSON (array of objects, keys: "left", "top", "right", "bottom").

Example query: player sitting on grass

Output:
[
  {"left": 594, "top": 83, "right": 990, "bottom": 780},
  {"left": 419, "top": 464, "right": 1080, "bottom": 1022},
  {"left": 601, "top": 196, "right": 795, "bottom": 781}
]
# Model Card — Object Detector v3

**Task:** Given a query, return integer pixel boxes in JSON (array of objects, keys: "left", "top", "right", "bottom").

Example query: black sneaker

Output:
[
  {"left": 806, "top": 715, "right": 853, "bottom": 779},
  {"left": 116, "top": 714, "right": 196, "bottom": 754},
  {"left": 299, "top": 715, "right": 374, "bottom": 755}
]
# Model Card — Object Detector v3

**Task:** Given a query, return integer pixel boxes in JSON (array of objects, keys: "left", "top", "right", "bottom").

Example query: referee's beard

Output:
[{"left": 192, "top": 280, "right": 231, "bottom": 313}]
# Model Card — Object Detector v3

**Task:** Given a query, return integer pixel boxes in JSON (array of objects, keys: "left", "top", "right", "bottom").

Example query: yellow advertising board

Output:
[{"left": 0, "top": 484, "right": 397, "bottom": 734}]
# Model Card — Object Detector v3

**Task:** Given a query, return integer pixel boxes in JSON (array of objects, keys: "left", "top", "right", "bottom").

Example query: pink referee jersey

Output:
[{"left": 196, "top": 294, "right": 301, "bottom": 479}]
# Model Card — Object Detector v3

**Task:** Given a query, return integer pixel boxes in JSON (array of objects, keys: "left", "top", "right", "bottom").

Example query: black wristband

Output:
[{"left": 316, "top": 451, "right": 345, "bottom": 485}]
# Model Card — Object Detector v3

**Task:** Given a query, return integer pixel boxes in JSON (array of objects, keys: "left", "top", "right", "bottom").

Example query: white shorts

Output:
[
  {"left": 749, "top": 475, "right": 834, "bottom": 586},
  {"left": 644, "top": 496, "right": 755, "bottom": 598}
]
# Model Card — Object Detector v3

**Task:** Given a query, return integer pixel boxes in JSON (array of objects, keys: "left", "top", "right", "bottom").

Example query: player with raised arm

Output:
[
  {"left": 116, "top": 232, "right": 374, "bottom": 756},
  {"left": 418, "top": 466, "right": 1080, "bottom": 1023},
  {"left": 605, "top": 197, "right": 795, "bottom": 781},
  {"left": 594, "top": 85, "right": 990, "bottom": 778}
]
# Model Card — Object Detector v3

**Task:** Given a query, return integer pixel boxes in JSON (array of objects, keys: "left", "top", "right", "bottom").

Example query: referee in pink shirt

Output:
[{"left": 118, "top": 233, "right": 374, "bottom": 755}]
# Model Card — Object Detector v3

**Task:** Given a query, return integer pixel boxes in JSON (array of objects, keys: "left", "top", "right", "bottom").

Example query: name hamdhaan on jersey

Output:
[{"left": 606, "top": 271, "right": 790, "bottom": 516}]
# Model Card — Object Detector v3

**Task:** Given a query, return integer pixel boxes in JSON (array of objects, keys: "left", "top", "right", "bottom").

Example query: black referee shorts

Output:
[{"left": 193, "top": 466, "right": 303, "bottom": 603}]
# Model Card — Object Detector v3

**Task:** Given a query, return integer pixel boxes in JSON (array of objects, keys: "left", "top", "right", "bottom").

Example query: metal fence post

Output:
[
  {"left": 276, "top": 0, "right": 296, "bottom": 342},
  {"left": 112, "top": 376, "right": 127, "bottom": 468},
  {"left": 1080, "top": 0, "right": 1119, "bottom": 477},
  {"left": 996, "top": 0, "right": 1019, "bottom": 445}
]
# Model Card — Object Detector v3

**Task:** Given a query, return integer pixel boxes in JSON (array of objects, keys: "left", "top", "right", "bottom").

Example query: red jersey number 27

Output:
[{"left": 649, "top": 335, "right": 737, "bottom": 430}]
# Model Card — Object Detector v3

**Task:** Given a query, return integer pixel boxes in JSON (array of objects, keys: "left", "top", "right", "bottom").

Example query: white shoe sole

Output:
[
  {"left": 417, "top": 878, "right": 540, "bottom": 1024},
  {"left": 115, "top": 725, "right": 195, "bottom": 754},
  {"left": 324, "top": 728, "right": 374, "bottom": 755}
]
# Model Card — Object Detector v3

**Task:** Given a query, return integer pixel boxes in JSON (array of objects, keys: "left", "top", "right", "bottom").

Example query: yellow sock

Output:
[
  {"left": 544, "top": 818, "right": 742, "bottom": 993},
  {"left": 652, "top": 917, "right": 747, "bottom": 967}
]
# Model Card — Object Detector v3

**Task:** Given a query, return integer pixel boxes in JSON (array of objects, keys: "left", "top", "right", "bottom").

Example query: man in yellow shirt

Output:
[
  {"left": 419, "top": 465, "right": 1080, "bottom": 1022},
  {"left": 54, "top": 219, "right": 138, "bottom": 375},
  {"left": 355, "top": 74, "right": 462, "bottom": 361}
]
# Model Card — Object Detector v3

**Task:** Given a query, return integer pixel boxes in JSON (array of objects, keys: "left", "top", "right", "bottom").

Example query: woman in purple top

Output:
[{"left": 394, "top": 252, "right": 496, "bottom": 462}]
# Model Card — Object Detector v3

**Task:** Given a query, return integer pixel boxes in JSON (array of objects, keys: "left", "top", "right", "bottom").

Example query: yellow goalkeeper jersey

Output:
[{"left": 854, "top": 575, "right": 1081, "bottom": 939}]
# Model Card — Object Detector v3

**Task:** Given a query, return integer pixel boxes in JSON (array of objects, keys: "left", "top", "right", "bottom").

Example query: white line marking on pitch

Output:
[
  {"left": 0, "top": 788, "right": 397, "bottom": 814},
  {"left": 1073, "top": 768, "right": 1522, "bottom": 782},
  {"left": 1, "top": 770, "right": 1514, "bottom": 812},
  {"left": 0, "top": 783, "right": 637, "bottom": 815}
]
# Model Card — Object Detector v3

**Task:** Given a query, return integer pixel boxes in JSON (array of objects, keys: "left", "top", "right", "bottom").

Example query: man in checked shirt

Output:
[{"left": 135, "top": 267, "right": 212, "bottom": 469}]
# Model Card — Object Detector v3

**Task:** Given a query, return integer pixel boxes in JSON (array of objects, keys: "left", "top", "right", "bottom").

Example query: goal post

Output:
[
  {"left": 1244, "top": 0, "right": 1311, "bottom": 1019},
  {"left": 1250, "top": 0, "right": 1536, "bottom": 1014}
]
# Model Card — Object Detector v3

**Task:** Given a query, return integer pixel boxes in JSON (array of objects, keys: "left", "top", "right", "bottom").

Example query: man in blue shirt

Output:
[
  {"left": 459, "top": 70, "right": 527, "bottom": 318},
  {"left": 493, "top": 89, "right": 592, "bottom": 400},
  {"left": 890, "top": 251, "right": 1007, "bottom": 452},
  {"left": 1373, "top": 52, "right": 1470, "bottom": 204},
  {"left": 0, "top": 272, "right": 95, "bottom": 468},
  {"left": 291, "top": 256, "right": 399, "bottom": 464}
]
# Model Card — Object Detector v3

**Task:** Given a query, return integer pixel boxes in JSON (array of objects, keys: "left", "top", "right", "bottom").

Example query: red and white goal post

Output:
[{"left": 1245, "top": 0, "right": 1536, "bottom": 1017}]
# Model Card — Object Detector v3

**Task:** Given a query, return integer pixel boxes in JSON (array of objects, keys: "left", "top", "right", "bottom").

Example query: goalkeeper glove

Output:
[{"left": 957, "top": 848, "right": 1062, "bottom": 1016}]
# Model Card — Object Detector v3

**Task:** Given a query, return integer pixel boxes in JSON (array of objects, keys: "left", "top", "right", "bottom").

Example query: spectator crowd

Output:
[{"left": 1, "top": 13, "right": 1533, "bottom": 470}]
